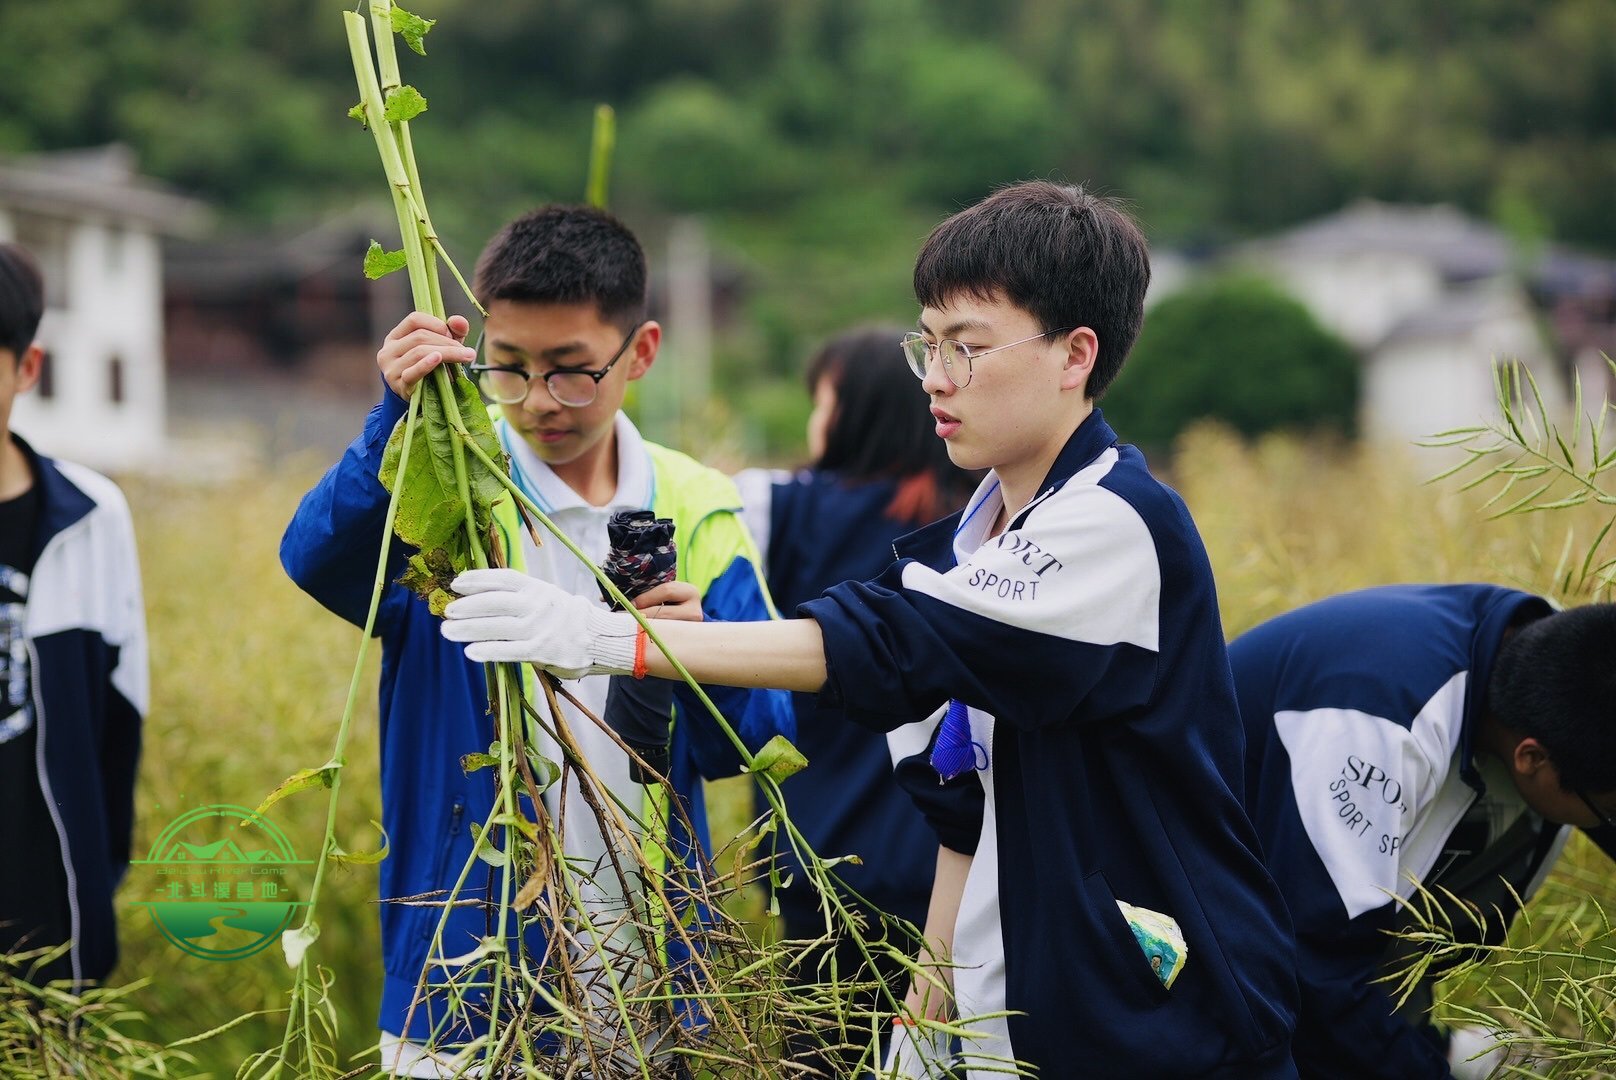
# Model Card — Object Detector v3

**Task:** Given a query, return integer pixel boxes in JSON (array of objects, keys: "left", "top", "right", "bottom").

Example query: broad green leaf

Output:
[
  {"left": 492, "top": 811, "right": 540, "bottom": 842},
  {"left": 469, "top": 822, "right": 510, "bottom": 867},
  {"left": 282, "top": 922, "right": 320, "bottom": 968},
  {"left": 461, "top": 751, "right": 499, "bottom": 774},
  {"left": 329, "top": 819, "right": 391, "bottom": 866},
  {"left": 383, "top": 85, "right": 428, "bottom": 123},
  {"left": 748, "top": 734, "right": 808, "bottom": 782},
  {"left": 363, "top": 240, "right": 407, "bottom": 279},
  {"left": 391, "top": 5, "right": 435, "bottom": 55},
  {"left": 524, "top": 746, "right": 558, "bottom": 789},
  {"left": 255, "top": 763, "right": 340, "bottom": 818},
  {"left": 379, "top": 374, "right": 507, "bottom": 582}
]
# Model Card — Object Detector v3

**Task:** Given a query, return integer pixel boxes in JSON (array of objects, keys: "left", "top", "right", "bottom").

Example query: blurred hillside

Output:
[
  {"left": 2, "top": 0, "right": 1612, "bottom": 347},
  {"left": 6, "top": 1, "right": 1613, "bottom": 239}
]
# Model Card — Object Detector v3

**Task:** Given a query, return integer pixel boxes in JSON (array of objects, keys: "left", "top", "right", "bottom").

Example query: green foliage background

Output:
[
  {"left": 1, "top": 0, "right": 1612, "bottom": 455},
  {"left": 5, "top": 0, "right": 1609, "bottom": 246},
  {"left": 1105, "top": 275, "right": 1359, "bottom": 448}
]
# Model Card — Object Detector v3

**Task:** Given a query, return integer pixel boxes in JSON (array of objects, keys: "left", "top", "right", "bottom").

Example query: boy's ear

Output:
[
  {"left": 13, "top": 343, "right": 44, "bottom": 395},
  {"left": 625, "top": 321, "right": 662, "bottom": 382},
  {"left": 1058, "top": 326, "right": 1099, "bottom": 393},
  {"left": 1511, "top": 736, "right": 1553, "bottom": 777}
]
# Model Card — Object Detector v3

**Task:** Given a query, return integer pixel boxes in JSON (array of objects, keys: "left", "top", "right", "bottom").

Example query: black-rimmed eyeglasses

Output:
[
  {"left": 1578, "top": 788, "right": 1616, "bottom": 833},
  {"left": 470, "top": 321, "right": 645, "bottom": 408}
]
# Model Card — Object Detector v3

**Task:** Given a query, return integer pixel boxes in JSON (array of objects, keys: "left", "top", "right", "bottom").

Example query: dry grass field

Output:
[{"left": 13, "top": 424, "right": 1609, "bottom": 1076}]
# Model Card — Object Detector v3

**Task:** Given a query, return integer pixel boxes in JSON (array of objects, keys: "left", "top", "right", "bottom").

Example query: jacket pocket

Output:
[
  {"left": 1082, "top": 869, "right": 1172, "bottom": 1007},
  {"left": 416, "top": 798, "right": 466, "bottom": 942}
]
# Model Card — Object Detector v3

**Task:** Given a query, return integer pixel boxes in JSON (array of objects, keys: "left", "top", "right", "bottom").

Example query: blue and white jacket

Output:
[
  {"left": 280, "top": 388, "right": 792, "bottom": 1045},
  {"left": 802, "top": 411, "right": 1299, "bottom": 1079},
  {"left": 1229, "top": 584, "right": 1616, "bottom": 1079},
  {"left": 13, "top": 437, "right": 147, "bottom": 987}
]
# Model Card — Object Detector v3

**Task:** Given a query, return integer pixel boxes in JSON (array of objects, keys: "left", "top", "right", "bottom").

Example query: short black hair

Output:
[
  {"left": 473, "top": 204, "right": 648, "bottom": 330},
  {"left": 912, "top": 180, "right": 1150, "bottom": 400},
  {"left": 0, "top": 243, "right": 44, "bottom": 360},
  {"left": 1490, "top": 603, "right": 1616, "bottom": 793},
  {"left": 805, "top": 326, "right": 978, "bottom": 525}
]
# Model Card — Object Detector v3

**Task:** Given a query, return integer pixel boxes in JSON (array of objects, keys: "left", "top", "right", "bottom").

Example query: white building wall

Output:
[
  {"left": 6, "top": 211, "right": 167, "bottom": 471},
  {"left": 1252, "top": 251, "right": 1445, "bottom": 350},
  {"left": 1361, "top": 340, "right": 1498, "bottom": 449},
  {"left": 1361, "top": 300, "right": 1564, "bottom": 451}
]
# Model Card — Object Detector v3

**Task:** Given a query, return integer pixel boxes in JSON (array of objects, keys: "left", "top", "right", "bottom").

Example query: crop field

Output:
[{"left": 70, "top": 425, "right": 1616, "bottom": 1075}]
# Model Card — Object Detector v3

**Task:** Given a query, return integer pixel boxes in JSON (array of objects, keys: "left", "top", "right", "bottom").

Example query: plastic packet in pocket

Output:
[{"left": 1117, "top": 900, "right": 1188, "bottom": 989}]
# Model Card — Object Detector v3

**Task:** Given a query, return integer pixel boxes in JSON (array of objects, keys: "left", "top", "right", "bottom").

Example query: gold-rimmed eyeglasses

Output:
[{"left": 899, "top": 326, "right": 1075, "bottom": 389}]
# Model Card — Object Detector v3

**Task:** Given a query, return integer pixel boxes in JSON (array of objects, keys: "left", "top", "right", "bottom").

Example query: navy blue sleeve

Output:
[
  {"left": 280, "top": 384, "right": 413, "bottom": 633},
  {"left": 672, "top": 554, "right": 796, "bottom": 779},
  {"left": 800, "top": 483, "right": 1163, "bottom": 733},
  {"left": 890, "top": 718, "right": 984, "bottom": 855}
]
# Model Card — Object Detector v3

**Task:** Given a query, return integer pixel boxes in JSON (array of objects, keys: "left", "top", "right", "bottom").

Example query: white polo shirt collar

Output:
[{"left": 496, "top": 411, "right": 654, "bottom": 516}]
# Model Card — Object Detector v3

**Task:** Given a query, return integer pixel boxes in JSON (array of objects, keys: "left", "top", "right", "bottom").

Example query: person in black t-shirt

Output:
[
  {"left": 0, "top": 456, "right": 75, "bottom": 986},
  {"left": 0, "top": 243, "right": 147, "bottom": 989}
]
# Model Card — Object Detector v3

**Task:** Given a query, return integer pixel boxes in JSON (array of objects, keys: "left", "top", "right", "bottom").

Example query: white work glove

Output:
[
  {"left": 882, "top": 1021, "right": 954, "bottom": 1078},
  {"left": 440, "top": 568, "right": 639, "bottom": 676},
  {"left": 1447, "top": 1024, "right": 1525, "bottom": 1079}
]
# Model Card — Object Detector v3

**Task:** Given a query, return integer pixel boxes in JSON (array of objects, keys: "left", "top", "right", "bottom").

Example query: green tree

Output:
[
  {"left": 619, "top": 78, "right": 798, "bottom": 212},
  {"left": 1104, "top": 275, "right": 1358, "bottom": 448}
]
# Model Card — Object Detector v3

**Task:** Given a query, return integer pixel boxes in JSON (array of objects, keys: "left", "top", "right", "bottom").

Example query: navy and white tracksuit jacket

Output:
[
  {"left": 11, "top": 437, "right": 147, "bottom": 986},
  {"left": 802, "top": 411, "right": 1299, "bottom": 1078},
  {"left": 1230, "top": 584, "right": 1616, "bottom": 1079}
]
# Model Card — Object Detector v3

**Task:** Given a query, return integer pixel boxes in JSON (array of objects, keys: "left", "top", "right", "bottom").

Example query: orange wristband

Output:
[{"left": 632, "top": 627, "right": 649, "bottom": 680}]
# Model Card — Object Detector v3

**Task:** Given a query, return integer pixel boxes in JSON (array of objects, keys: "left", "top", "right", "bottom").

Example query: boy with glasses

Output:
[
  {"left": 440, "top": 181, "right": 1301, "bottom": 1078},
  {"left": 1228, "top": 586, "right": 1616, "bottom": 1078},
  {"left": 281, "top": 204, "right": 792, "bottom": 1075}
]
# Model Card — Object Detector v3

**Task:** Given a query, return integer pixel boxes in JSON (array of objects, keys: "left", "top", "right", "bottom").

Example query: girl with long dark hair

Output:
[{"left": 735, "top": 325, "right": 977, "bottom": 1072}]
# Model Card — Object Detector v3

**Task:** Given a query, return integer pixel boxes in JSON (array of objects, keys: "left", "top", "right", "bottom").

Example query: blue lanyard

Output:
[{"left": 497, "top": 423, "right": 552, "bottom": 515}]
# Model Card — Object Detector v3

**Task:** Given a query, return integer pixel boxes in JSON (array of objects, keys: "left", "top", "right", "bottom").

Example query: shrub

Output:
[{"left": 1104, "top": 274, "right": 1358, "bottom": 449}]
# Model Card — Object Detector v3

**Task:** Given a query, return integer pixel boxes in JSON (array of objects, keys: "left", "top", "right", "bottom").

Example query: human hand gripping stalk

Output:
[{"left": 440, "top": 568, "right": 643, "bottom": 676}]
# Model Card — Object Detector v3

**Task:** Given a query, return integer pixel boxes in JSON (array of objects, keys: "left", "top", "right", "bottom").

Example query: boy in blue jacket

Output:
[
  {"left": 441, "top": 181, "right": 1300, "bottom": 1078},
  {"left": 1229, "top": 586, "right": 1616, "bottom": 1079},
  {"left": 280, "top": 205, "right": 792, "bottom": 1074}
]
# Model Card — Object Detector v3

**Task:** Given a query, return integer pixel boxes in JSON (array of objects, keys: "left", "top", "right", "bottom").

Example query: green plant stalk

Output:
[
  {"left": 518, "top": 680, "right": 777, "bottom": 1069},
  {"left": 451, "top": 425, "right": 928, "bottom": 1054},
  {"left": 261, "top": 376, "right": 427, "bottom": 1077},
  {"left": 346, "top": 14, "right": 433, "bottom": 308},
  {"left": 349, "top": 10, "right": 525, "bottom": 1069},
  {"left": 479, "top": 655, "right": 521, "bottom": 1060},
  {"left": 366, "top": 1, "right": 485, "bottom": 319},
  {"left": 347, "top": 10, "right": 941, "bottom": 1071},
  {"left": 367, "top": 2, "right": 435, "bottom": 304},
  {"left": 586, "top": 104, "right": 616, "bottom": 209},
  {"left": 538, "top": 748, "right": 654, "bottom": 1080}
]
